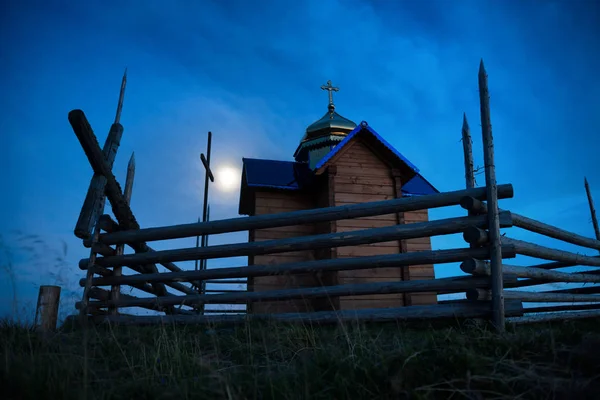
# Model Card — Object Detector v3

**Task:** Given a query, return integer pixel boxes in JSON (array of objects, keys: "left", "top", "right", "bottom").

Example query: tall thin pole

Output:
[
  {"left": 584, "top": 177, "right": 600, "bottom": 254},
  {"left": 194, "top": 132, "right": 215, "bottom": 297},
  {"left": 478, "top": 59, "right": 505, "bottom": 332}
]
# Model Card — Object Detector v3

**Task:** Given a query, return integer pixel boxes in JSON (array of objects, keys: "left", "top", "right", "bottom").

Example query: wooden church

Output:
[{"left": 238, "top": 81, "right": 439, "bottom": 314}]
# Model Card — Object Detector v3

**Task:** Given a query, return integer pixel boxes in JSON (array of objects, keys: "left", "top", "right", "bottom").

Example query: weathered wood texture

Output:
[
  {"left": 461, "top": 258, "right": 600, "bottom": 283},
  {"left": 478, "top": 60, "right": 504, "bottom": 331},
  {"left": 461, "top": 113, "right": 476, "bottom": 190},
  {"left": 96, "top": 214, "right": 203, "bottom": 289},
  {"left": 87, "top": 301, "right": 524, "bottom": 326},
  {"left": 34, "top": 285, "right": 61, "bottom": 332},
  {"left": 79, "top": 274, "right": 520, "bottom": 311},
  {"left": 88, "top": 287, "right": 194, "bottom": 315},
  {"left": 504, "top": 237, "right": 600, "bottom": 266},
  {"left": 85, "top": 246, "right": 517, "bottom": 288},
  {"left": 523, "top": 303, "right": 600, "bottom": 314},
  {"left": 332, "top": 140, "right": 437, "bottom": 309},
  {"left": 461, "top": 196, "right": 600, "bottom": 251},
  {"left": 251, "top": 190, "right": 318, "bottom": 314},
  {"left": 585, "top": 177, "right": 600, "bottom": 251},
  {"left": 84, "top": 212, "right": 513, "bottom": 269},
  {"left": 98, "top": 184, "right": 514, "bottom": 245},
  {"left": 110, "top": 152, "right": 135, "bottom": 315},
  {"left": 68, "top": 110, "right": 139, "bottom": 231},
  {"left": 392, "top": 168, "right": 412, "bottom": 306},
  {"left": 507, "top": 309, "right": 600, "bottom": 325},
  {"left": 74, "top": 123, "right": 123, "bottom": 240},
  {"left": 468, "top": 288, "right": 600, "bottom": 303},
  {"left": 69, "top": 110, "right": 171, "bottom": 306}
]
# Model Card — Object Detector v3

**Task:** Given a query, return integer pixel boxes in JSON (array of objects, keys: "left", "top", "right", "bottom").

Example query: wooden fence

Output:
[{"left": 35, "top": 61, "right": 600, "bottom": 333}]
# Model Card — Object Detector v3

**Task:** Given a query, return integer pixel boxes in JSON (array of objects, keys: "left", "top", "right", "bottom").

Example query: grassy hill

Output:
[{"left": 2, "top": 317, "right": 600, "bottom": 399}]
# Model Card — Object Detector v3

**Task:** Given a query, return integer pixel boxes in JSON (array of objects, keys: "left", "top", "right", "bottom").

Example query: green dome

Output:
[{"left": 301, "top": 104, "right": 356, "bottom": 142}]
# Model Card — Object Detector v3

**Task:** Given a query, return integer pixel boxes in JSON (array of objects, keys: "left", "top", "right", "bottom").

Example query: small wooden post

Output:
[
  {"left": 478, "top": 59, "right": 505, "bottom": 332},
  {"left": 110, "top": 152, "right": 136, "bottom": 315},
  {"left": 584, "top": 177, "right": 600, "bottom": 254},
  {"left": 34, "top": 285, "right": 61, "bottom": 332}
]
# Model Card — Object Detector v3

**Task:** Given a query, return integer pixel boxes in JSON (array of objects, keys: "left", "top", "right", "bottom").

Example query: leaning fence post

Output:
[
  {"left": 584, "top": 177, "right": 600, "bottom": 255},
  {"left": 110, "top": 152, "right": 136, "bottom": 315},
  {"left": 34, "top": 285, "right": 61, "bottom": 332},
  {"left": 478, "top": 59, "right": 505, "bottom": 332}
]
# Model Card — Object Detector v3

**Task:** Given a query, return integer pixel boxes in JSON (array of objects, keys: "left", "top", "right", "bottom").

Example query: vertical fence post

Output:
[
  {"left": 478, "top": 60, "right": 505, "bottom": 332},
  {"left": 462, "top": 113, "right": 476, "bottom": 191},
  {"left": 34, "top": 285, "right": 61, "bottom": 332},
  {"left": 584, "top": 177, "right": 600, "bottom": 254},
  {"left": 110, "top": 152, "right": 136, "bottom": 315}
]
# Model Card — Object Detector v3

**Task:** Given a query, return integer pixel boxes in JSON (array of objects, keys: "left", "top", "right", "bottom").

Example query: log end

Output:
[{"left": 463, "top": 227, "right": 489, "bottom": 246}]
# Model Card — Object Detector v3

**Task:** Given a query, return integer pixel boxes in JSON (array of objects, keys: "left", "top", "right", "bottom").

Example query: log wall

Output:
[
  {"left": 330, "top": 139, "right": 437, "bottom": 309},
  {"left": 249, "top": 190, "right": 317, "bottom": 313}
]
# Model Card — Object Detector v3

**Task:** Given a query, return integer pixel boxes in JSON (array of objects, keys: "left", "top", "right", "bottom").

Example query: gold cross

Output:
[{"left": 320, "top": 80, "right": 339, "bottom": 105}]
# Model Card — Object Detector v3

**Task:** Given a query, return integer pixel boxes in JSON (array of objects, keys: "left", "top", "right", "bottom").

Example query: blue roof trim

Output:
[
  {"left": 401, "top": 173, "right": 439, "bottom": 196},
  {"left": 314, "top": 121, "right": 420, "bottom": 173},
  {"left": 242, "top": 158, "right": 313, "bottom": 190}
]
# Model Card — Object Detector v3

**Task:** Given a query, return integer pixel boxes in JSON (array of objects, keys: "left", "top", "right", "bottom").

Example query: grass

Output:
[{"left": 2, "top": 317, "right": 600, "bottom": 399}]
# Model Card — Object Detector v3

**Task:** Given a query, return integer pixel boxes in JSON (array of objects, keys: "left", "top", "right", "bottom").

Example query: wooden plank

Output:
[
  {"left": 255, "top": 191, "right": 313, "bottom": 201},
  {"left": 335, "top": 184, "right": 395, "bottom": 196},
  {"left": 411, "top": 292, "right": 437, "bottom": 305},
  {"left": 338, "top": 267, "right": 403, "bottom": 279},
  {"left": 336, "top": 218, "right": 399, "bottom": 229},
  {"left": 334, "top": 176, "right": 395, "bottom": 186},
  {"left": 337, "top": 247, "right": 399, "bottom": 257},
  {"left": 337, "top": 213, "right": 398, "bottom": 221},
  {"left": 254, "top": 253, "right": 313, "bottom": 263},
  {"left": 335, "top": 192, "right": 396, "bottom": 204},
  {"left": 409, "top": 266, "right": 435, "bottom": 279},
  {"left": 254, "top": 230, "right": 315, "bottom": 240},
  {"left": 254, "top": 197, "right": 314, "bottom": 209},
  {"left": 336, "top": 165, "right": 394, "bottom": 178}
]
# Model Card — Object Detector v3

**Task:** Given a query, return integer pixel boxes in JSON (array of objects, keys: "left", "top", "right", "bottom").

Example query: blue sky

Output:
[{"left": 1, "top": 0, "right": 599, "bottom": 321}]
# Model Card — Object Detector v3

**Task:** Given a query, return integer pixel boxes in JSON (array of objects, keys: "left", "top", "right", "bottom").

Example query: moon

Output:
[{"left": 215, "top": 166, "right": 240, "bottom": 192}]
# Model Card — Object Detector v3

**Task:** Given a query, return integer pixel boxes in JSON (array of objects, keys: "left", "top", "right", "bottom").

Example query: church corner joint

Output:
[{"left": 63, "top": 62, "right": 600, "bottom": 333}]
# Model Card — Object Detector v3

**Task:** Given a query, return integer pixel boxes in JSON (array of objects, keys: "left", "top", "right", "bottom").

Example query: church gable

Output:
[{"left": 314, "top": 122, "right": 439, "bottom": 195}]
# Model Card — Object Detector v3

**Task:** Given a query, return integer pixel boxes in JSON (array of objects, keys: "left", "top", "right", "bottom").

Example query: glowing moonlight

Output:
[{"left": 215, "top": 166, "right": 240, "bottom": 192}]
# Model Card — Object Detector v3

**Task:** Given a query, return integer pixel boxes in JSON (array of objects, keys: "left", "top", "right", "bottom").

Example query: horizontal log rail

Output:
[
  {"left": 467, "top": 288, "right": 600, "bottom": 303},
  {"left": 503, "top": 237, "right": 600, "bottom": 267},
  {"left": 83, "top": 212, "right": 513, "bottom": 269},
  {"left": 545, "top": 285, "right": 600, "bottom": 295},
  {"left": 522, "top": 303, "right": 600, "bottom": 314},
  {"left": 204, "top": 280, "right": 248, "bottom": 285},
  {"left": 82, "top": 246, "right": 517, "bottom": 287},
  {"left": 507, "top": 309, "right": 600, "bottom": 325},
  {"left": 96, "top": 215, "right": 204, "bottom": 289},
  {"left": 461, "top": 258, "right": 600, "bottom": 283},
  {"left": 98, "top": 184, "right": 514, "bottom": 245},
  {"left": 78, "top": 274, "right": 520, "bottom": 311},
  {"left": 461, "top": 196, "right": 600, "bottom": 251},
  {"left": 88, "top": 301, "right": 524, "bottom": 326},
  {"left": 88, "top": 287, "right": 195, "bottom": 315}
]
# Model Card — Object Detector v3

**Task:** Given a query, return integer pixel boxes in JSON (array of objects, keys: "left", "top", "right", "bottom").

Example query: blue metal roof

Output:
[
  {"left": 241, "top": 121, "right": 438, "bottom": 196},
  {"left": 242, "top": 158, "right": 314, "bottom": 190},
  {"left": 314, "top": 121, "right": 420, "bottom": 172},
  {"left": 401, "top": 174, "right": 439, "bottom": 196}
]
